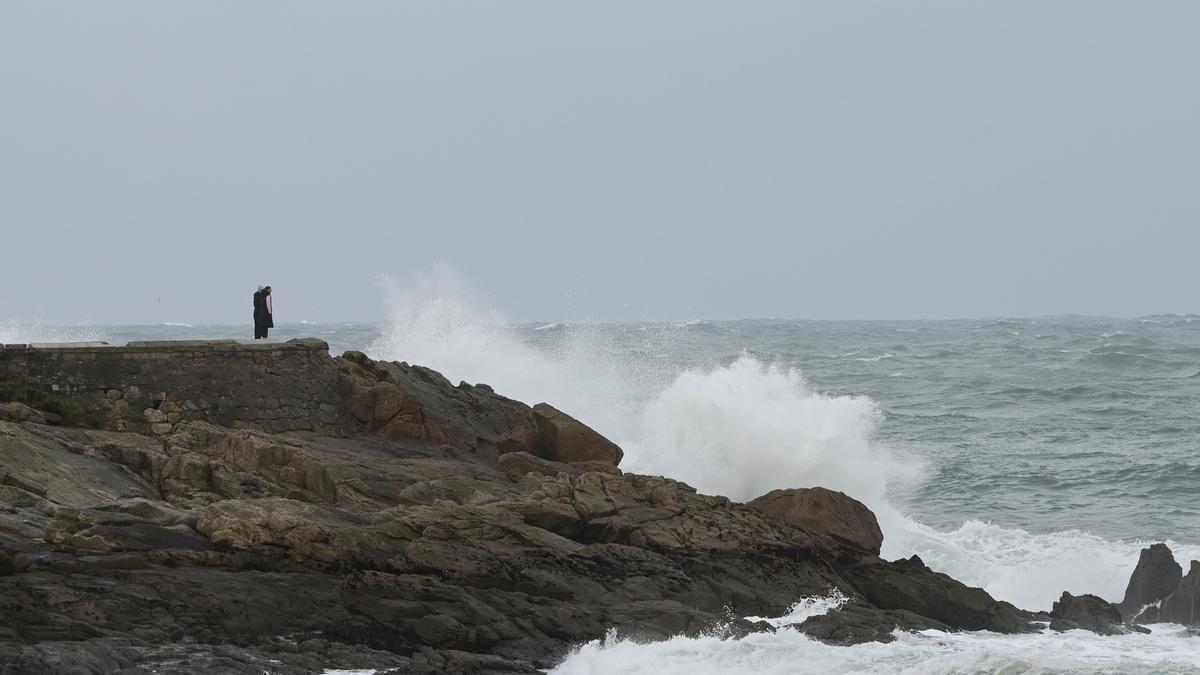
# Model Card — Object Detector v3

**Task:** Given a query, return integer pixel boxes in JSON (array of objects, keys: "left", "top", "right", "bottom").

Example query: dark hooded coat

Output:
[{"left": 253, "top": 290, "right": 273, "bottom": 329}]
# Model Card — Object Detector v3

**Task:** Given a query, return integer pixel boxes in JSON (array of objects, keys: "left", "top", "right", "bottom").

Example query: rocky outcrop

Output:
[
  {"left": 840, "top": 555, "right": 1033, "bottom": 634},
  {"left": 340, "top": 351, "right": 531, "bottom": 452},
  {"left": 0, "top": 341, "right": 1043, "bottom": 673},
  {"left": 748, "top": 487, "right": 884, "bottom": 555},
  {"left": 1118, "top": 543, "right": 1183, "bottom": 622},
  {"left": 1160, "top": 560, "right": 1200, "bottom": 625},
  {"left": 1057, "top": 543, "right": 1200, "bottom": 632},
  {"left": 1049, "top": 592, "right": 1147, "bottom": 635}
]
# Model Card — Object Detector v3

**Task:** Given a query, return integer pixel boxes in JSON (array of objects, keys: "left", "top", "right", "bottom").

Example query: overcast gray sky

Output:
[{"left": 2, "top": 2, "right": 1197, "bottom": 325}]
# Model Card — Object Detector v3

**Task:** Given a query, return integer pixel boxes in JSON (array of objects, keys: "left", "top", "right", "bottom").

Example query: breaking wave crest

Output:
[{"left": 619, "top": 356, "right": 916, "bottom": 543}]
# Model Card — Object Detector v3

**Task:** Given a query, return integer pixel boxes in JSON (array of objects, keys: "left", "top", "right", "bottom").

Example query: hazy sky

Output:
[{"left": 2, "top": 2, "right": 1198, "bottom": 325}]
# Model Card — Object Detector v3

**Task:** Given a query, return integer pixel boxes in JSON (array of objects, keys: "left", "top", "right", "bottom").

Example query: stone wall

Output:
[{"left": 0, "top": 339, "right": 361, "bottom": 436}]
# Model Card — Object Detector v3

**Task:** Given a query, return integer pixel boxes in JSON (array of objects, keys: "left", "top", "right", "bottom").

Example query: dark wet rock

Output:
[
  {"left": 749, "top": 487, "right": 884, "bottom": 555},
  {"left": 1118, "top": 543, "right": 1183, "bottom": 622},
  {"left": 842, "top": 555, "right": 1036, "bottom": 634},
  {"left": 1160, "top": 560, "right": 1200, "bottom": 626},
  {"left": 1049, "top": 592, "right": 1148, "bottom": 635},
  {"left": 798, "top": 603, "right": 950, "bottom": 645}
]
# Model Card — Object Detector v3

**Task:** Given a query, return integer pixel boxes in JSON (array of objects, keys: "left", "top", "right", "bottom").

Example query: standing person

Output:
[{"left": 253, "top": 285, "right": 274, "bottom": 339}]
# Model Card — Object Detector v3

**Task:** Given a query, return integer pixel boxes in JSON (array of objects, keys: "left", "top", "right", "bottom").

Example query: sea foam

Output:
[{"left": 551, "top": 620, "right": 1200, "bottom": 675}]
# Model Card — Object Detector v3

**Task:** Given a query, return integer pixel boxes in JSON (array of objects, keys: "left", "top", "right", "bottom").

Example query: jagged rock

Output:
[
  {"left": 1049, "top": 592, "right": 1148, "bottom": 635},
  {"left": 495, "top": 451, "right": 621, "bottom": 481},
  {"left": 1118, "top": 543, "right": 1183, "bottom": 622},
  {"left": 843, "top": 555, "right": 1035, "bottom": 634},
  {"left": 531, "top": 403, "right": 623, "bottom": 466},
  {"left": 748, "top": 487, "right": 884, "bottom": 555},
  {"left": 1160, "top": 560, "right": 1200, "bottom": 626},
  {"left": 341, "top": 354, "right": 532, "bottom": 452}
]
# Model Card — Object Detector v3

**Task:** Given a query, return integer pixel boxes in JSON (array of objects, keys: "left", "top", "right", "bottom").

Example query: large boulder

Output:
[
  {"left": 1118, "top": 543, "right": 1183, "bottom": 622},
  {"left": 1160, "top": 560, "right": 1200, "bottom": 626},
  {"left": 529, "top": 403, "right": 623, "bottom": 466},
  {"left": 748, "top": 487, "right": 883, "bottom": 555},
  {"left": 1049, "top": 592, "right": 1146, "bottom": 635}
]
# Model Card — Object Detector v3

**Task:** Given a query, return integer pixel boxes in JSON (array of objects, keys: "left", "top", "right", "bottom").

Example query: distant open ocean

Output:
[{"left": 7, "top": 312, "right": 1200, "bottom": 673}]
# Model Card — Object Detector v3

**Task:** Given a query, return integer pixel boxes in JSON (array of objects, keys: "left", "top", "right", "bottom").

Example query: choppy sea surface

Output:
[{"left": 6, "top": 311, "right": 1200, "bottom": 674}]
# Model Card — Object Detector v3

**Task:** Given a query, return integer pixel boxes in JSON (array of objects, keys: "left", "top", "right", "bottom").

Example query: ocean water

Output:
[{"left": 6, "top": 305, "right": 1200, "bottom": 673}]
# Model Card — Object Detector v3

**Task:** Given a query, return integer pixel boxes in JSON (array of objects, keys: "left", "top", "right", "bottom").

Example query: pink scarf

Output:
[{"left": 267, "top": 294, "right": 273, "bottom": 315}]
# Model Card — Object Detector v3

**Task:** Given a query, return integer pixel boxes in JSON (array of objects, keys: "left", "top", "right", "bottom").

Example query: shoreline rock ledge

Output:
[{"left": 0, "top": 338, "right": 1120, "bottom": 673}]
